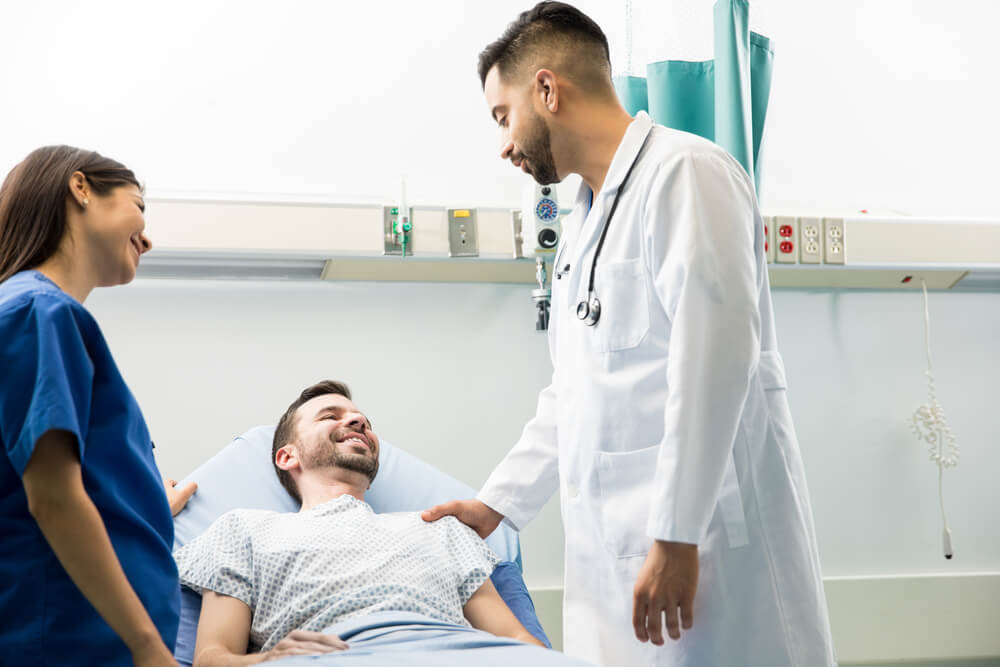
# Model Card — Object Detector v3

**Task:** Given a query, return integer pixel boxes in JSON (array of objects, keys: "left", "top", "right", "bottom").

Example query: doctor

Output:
[{"left": 423, "top": 3, "right": 835, "bottom": 666}]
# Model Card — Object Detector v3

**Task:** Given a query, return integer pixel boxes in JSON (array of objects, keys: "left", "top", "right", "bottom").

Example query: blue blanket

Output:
[{"left": 270, "top": 612, "right": 593, "bottom": 666}]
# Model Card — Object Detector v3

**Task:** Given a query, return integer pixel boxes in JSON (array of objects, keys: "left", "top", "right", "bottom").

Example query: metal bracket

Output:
[
  {"left": 383, "top": 206, "right": 413, "bottom": 256},
  {"left": 511, "top": 210, "right": 525, "bottom": 259}
]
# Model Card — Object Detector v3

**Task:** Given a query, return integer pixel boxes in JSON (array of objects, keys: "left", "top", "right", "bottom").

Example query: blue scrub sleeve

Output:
[{"left": 0, "top": 295, "right": 94, "bottom": 476}]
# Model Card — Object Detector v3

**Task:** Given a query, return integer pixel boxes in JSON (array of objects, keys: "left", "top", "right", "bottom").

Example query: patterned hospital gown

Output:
[{"left": 174, "top": 495, "right": 499, "bottom": 652}]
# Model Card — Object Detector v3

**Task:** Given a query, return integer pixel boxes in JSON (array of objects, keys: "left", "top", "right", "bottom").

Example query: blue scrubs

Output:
[{"left": 0, "top": 271, "right": 179, "bottom": 665}]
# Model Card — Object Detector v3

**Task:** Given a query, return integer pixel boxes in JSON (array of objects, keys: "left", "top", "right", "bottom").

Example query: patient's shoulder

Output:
[
  {"left": 208, "top": 507, "right": 281, "bottom": 535},
  {"left": 424, "top": 513, "right": 485, "bottom": 542},
  {"left": 370, "top": 511, "right": 484, "bottom": 543},
  {"left": 375, "top": 510, "right": 461, "bottom": 533},
  {"left": 218, "top": 507, "right": 281, "bottom": 521}
]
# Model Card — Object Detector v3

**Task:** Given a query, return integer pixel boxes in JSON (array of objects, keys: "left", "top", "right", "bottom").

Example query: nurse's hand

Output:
[
  {"left": 420, "top": 499, "right": 503, "bottom": 539},
  {"left": 163, "top": 478, "right": 197, "bottom": 516},
  {"left": 632, "top": 540, "right": 699, "bottom": 645}
]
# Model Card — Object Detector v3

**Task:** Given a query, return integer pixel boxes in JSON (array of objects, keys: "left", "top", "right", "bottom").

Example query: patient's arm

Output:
[
  {"left": 463, "top": 579, "right": 545, "bottom": 647},
  {"left": 193, "top": 591, "right": 347, "bottom": 666}
]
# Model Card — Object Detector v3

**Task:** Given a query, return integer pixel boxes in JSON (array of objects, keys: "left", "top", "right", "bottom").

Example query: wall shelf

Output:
[{"left": 137, "top": 198, "right": 1000, "bottom": 289}]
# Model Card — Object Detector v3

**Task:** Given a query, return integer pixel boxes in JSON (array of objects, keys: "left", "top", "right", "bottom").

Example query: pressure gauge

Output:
[{"left": 535, "top": 197, "right": 559, "bottom": 222}]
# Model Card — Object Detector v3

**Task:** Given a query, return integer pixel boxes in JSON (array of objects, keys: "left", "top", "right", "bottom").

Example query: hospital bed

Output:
[{"left": 172, "top": 426, "right": 585, "bottom": 666}]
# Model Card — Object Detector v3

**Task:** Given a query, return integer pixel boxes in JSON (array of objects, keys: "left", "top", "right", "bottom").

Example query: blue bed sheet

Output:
[{"left": 270, "top": 612, "right": 593, "bottom": 666}]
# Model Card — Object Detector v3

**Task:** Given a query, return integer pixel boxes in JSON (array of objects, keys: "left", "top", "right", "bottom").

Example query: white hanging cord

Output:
[
  {"left": 909, "top": 279, "right": 959, "bottom": 559},
  {"left": 624, "top": 0, "right": 634, "bottom": 76}
]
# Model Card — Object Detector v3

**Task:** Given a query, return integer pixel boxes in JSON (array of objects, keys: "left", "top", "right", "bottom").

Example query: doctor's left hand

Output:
[{"left": 632, "top": 540, "right": 699, "bottom": 645}]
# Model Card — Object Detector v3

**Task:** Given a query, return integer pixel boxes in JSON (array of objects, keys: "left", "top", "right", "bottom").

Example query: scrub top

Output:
[{"left": 0, "top": 270, "right": 179, "bottom": 665}]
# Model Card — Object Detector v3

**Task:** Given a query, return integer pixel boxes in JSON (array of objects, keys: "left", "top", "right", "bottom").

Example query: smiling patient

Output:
[{"left": 173, "top": 380, "right": 576, "bottom": 666}]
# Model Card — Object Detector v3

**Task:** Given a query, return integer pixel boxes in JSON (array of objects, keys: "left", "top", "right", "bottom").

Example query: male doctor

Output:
[{"left": 423, "top": 2, "right": 836, "bottom": 665}]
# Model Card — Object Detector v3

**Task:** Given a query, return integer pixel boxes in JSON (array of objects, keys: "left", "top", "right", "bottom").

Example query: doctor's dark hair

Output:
[
  {"left": 272, "top": 380, "right": 353, "bottom": 504},
  {"left": 477, "top": 1, "right": 612, "bottom": 91},
  {"left": 0, "top": 145, "right": 141, "bottom": 283}
]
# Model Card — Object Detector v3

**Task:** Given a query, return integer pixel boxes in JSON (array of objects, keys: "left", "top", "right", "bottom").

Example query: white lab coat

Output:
[{"left": 478, "top": 112, "right": 836, "bottom": 666}]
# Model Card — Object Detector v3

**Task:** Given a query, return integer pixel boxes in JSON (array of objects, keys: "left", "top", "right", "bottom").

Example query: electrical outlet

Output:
[
  {"left": 823, "top": 217, "right": 846, "bottom": 264},
  {"left": 799, "top": 217, "right": 822, "bottom": 264},
  {"left": 763, "top": 215, "right": 776, "bottom": 264},
  {"left": 774, "top": 216, "right": 798, "bottom": 263}
]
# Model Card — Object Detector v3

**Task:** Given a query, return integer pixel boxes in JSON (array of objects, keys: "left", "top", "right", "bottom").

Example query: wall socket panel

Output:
[
  {"left": 447, "top": 209, "right": 480, "bottom": 257},
  {"left": 799, "top": 217, "right": 823, "bottom": 264},
  {"left": 774, "top": 216, "right": 798, "bottom": 263},
  {"left": 763, "top": 216, "right": 776, "bottom": 263},
  {"left": 823, "top": 217, "right": 846, "bottom": 264}
]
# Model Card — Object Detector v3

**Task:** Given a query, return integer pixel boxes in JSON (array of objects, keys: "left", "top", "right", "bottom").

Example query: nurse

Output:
[
  {"left": 424, "top": 3, "right": 836, "bottom": 665},
  {"left": 0, "top": 146, "right": 193, "bottom": 665}
]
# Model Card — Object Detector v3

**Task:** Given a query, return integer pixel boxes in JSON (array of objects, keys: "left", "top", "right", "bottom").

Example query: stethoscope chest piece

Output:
[{"left": 576, "top": 297, "right": 601, "bottom": 326}]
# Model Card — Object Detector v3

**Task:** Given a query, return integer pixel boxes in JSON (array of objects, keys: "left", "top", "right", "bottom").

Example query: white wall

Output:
[
  {"left": 774, "top": 289, "right": 999, "bottom": 576},
  {"left": 4, "top": 1, "right": 997, "bottom": 214},
  {"left": 758, "top": 1, "right": 1000, "bottom": 218},
  {"left": 4, "top": 0, "right": 999, "bottom": 595}
]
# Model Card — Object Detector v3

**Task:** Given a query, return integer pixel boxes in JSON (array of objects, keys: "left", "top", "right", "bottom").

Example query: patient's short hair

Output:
[
  {"left": 272, "top": 380, "right": 352, "bottom": 504},
  {"left": 477, "top": 1, "right": 612, "bottom": 94}
]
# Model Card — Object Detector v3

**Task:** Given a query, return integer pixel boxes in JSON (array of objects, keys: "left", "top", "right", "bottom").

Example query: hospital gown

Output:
[{"left": 174, "top": 494, "right": 498, "bottom": 652}]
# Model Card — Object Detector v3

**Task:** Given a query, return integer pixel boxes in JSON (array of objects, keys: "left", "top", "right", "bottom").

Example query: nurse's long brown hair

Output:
[{"left": 0, "top": 145, "right": 140, "bottom": 283}]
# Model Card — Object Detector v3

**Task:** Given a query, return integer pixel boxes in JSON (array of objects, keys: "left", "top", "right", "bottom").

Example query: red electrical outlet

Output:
[{"left": 774, "top": 216, "right": 798, "bottom": 263}]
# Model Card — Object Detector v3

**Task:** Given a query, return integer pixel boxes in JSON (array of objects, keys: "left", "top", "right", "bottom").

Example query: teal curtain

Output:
[{"left": 614, "top": 0, "right": 774, "bottom": 193}]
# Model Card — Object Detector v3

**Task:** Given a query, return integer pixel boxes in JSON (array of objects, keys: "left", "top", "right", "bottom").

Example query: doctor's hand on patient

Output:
[
  {"left": 421, "top": 499, "right": 503, "bottom": 539},
  {"left": 633, "top": 540, "right": 699, "bottom": 646}
]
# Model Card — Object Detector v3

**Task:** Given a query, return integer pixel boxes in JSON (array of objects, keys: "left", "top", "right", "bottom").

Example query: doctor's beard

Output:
[
  {"left": 520, "top": 112, "right": 560, "bottom": 186},
  {"left": 304, "top": 436, "right": 379, "bottom": 484}
]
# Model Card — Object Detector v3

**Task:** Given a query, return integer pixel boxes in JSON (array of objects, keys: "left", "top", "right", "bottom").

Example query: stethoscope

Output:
[{"left": 575, "top": 133, "right": 650, "bottom": 326}]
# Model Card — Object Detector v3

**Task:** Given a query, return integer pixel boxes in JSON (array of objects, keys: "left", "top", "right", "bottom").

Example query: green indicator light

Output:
[{"left": 391, "top": 208, "right": 399, "bottom": 215}]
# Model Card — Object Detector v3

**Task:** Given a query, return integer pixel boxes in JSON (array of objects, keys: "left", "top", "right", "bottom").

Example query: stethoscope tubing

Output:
[{"left": 577, "top": 131, "right": 652, "bottom": 326}]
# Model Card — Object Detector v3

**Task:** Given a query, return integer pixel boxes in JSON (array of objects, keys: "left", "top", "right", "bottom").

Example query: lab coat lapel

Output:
[{"left": 596, "top": 111, "right": 654, "bottom": 202}]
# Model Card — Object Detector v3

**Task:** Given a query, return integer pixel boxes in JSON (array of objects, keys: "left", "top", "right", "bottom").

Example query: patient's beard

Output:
[{"left": 305, "top": 441, "right": 379, "bottom": 484}]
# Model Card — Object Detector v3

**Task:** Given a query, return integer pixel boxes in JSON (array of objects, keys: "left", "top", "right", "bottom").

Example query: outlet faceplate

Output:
[
  {"left": 823, "top": 217, "right": 846, "bottom": 264},
  {"left": 774, "top": 216, "right": 798, "bottom": 264},
  {"left": 448, "top": 209, "right": 479, "bottom": 257},
  {"left": 764, "top": 216, "right": 776, "bottom": 264},
  {"left": 799, "top": 217, "right": 822, "bottom": 264}
]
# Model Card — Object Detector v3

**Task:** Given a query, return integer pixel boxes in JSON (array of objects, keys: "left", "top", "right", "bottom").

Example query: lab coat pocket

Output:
[
  {"left": 595, "top": 445, "right": 659, "bottom": 558},
  {"left": 589, "top": 259, "right": 649, "bottom": 352},
  {"left": 758, "top": 350, "right": 788, "bottom": 391}
]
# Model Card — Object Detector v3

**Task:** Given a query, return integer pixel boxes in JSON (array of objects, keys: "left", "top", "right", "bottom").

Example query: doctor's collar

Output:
[
  {"left": 599, "top": 111, "right": 653, "bottom": 197},
  {"left": 576, "top": 111, "right": 653, "bottom": 210}
]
